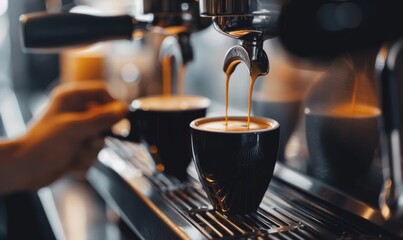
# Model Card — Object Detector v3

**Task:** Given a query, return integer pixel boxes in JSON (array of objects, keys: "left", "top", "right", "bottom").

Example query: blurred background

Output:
[{"left": 2, "top": 0, "right": 387, "bottom": 239}]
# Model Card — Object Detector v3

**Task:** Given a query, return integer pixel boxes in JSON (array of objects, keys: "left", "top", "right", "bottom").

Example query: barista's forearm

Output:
[{"left": 0, "top": 137, "right": 29, "bottom": 195}]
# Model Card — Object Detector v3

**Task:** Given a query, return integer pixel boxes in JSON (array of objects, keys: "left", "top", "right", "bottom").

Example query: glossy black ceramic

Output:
[
  {"left": 305, "top": 111, "right": 380, "bottom": 187},
  {"left": 111, "top": 96, "right": 209, "bottom": 181},
  {"left": 190, "top": 116, "right": 280, "bottom": 215}
]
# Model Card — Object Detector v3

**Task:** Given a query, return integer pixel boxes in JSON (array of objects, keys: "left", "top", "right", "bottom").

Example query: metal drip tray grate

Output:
[
  {"left": 163, "top": 184, "right": 305, "bottom": 239},
  {"left": 162, "top": 182, "right": 367, "bottom": 239},
  {"left": 93, "top": 139, "right": 398, "bottom": 239}
]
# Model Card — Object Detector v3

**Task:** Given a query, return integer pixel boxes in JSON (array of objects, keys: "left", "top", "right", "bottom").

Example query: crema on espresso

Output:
[
  {"left": 131, "top": 95, "right": 211, "bottom": 111},
  {"left": 192, "top": 116, "right": 278, "bottom": 133}
]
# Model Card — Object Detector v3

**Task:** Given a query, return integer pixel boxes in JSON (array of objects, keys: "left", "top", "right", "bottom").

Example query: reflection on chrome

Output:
[
  {"left": 274, "top": 164, "right": 313, "bottom": 190},
  {"left": 375, "top": 40, "right": 403, "bottom": 221},
  {"left": 98, "top": 148, "right": 142, "bottom": 179}
]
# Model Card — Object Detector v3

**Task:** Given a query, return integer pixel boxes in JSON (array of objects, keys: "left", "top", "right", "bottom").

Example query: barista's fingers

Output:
[
  {"left": 68, "top": 101, "right": 128, "bottom": 136},
  {"left": 50, "top": 82, "right": 116, "bottom": 112},
  {"left": 52, "top": 81, "right": 113, "bottom": 102}
]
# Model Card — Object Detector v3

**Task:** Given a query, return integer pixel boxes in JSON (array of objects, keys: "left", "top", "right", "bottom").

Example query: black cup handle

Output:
[
  {"left": 19, "top": 12, "right": 147, "bottom": 52},
  {"left": 103, "top": 130, "right": 136, "bottom": 142},
  {"left": 103, "top": 112, "right": 141, "bottom": 143}
]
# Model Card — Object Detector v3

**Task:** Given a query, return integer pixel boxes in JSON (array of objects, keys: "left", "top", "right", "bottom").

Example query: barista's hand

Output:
[{"left": 0, "top": 81, "right": 127, "bottom": 194}]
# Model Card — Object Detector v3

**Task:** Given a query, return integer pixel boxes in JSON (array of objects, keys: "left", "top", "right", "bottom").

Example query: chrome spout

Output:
[
  {"left": 224, "top": 41, "right": 269, "bottom": 77},
  {"left": 158, "top": 33, "right": 193, "bottom": 94},
  {"left": 376, "top": 39, "right": 403, "bottom": 220},
  {"left": 200, "top": 0, "right": 280, "bottom": 77}
]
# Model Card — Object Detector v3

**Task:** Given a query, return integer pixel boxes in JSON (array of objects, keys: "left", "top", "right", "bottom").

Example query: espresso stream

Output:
[
  {"left": 163, "top": 52, "right": 259, "bottom": 130},
  {"left": 162, "top": 55, "right": 173, "bottom": 96},
  {"left": 162, "top": 55, "right": 186, "bottom": 96},
  {"left": 225, "top": 61, "right": 259, "bottom": 130}
]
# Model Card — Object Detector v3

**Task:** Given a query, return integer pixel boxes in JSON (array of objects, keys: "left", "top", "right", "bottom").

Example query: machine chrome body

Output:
[{"left": 376, "top": 39, "right": 403, "bottom": 220}]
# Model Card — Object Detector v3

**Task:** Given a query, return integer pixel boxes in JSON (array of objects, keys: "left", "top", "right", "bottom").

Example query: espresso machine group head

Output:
[
  {"left": 199, "top": 0, "right": 281, "bottom": 77},
  {"left": 20, "top": 0, "right": 210, "bottom": 64},
  {"left": 134, "top": 0, "right": 211, "bottom": 64}
]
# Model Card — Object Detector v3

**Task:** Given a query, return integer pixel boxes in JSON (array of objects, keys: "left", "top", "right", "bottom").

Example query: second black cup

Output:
[{"left": 111, "top": 95, "right": 210, "bottom": 181}]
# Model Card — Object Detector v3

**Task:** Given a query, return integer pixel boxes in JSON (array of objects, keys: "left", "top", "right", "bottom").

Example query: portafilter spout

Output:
[
  {"left": 224, "top": 41, "right": 269, "bottom": 78},
  {"left": 199, "top": 0, "right": 281, "bottom": 76}
]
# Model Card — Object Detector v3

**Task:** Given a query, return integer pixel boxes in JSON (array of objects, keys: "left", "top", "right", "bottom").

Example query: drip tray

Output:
[
  {"left": 166, "top": 185, "right": 306, "bottom": 239},
  {"left": 87, "top": 139, "right": 399, "bottom": 239}
]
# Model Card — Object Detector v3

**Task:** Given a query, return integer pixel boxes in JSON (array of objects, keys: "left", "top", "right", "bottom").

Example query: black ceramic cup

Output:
[
  {"left": 305, "top": 104, "right": 380, "bottom": 186},
  {"left": 110, "top": 95, "right": 210, "bottom": 181},
  {"left": 190, "top": 116, "right": 280, "bottom": 215}
]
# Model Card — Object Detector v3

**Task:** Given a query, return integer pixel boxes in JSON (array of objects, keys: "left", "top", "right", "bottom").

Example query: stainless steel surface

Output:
[
  {"left": 89, "top": 137, "right": 402, "bottom": 239},
  {"left": 376, "top": 39, "right": 403, "bottom": 220},
  {"left": 210, "top": 7, "right": 280, "bottom": 41},
  {"left": 200, "top": 0, "right": 280, "bottom": 17},
  {"left": 159, "top": 31, "right": 193, "bottom": 69},
  {"left": 275, "top": 162, "right": 403, "bottom": 238},
  {"left": 135, "top": 0, "right": 199, "bottom": 15}
]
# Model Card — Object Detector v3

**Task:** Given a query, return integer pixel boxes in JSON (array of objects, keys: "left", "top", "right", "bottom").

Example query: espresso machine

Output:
[{"left": 19, "top": 0, "right": 403, "bottom": 239}]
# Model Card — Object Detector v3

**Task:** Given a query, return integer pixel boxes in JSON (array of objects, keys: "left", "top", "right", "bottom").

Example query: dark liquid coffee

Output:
[
  {"left": 162, "top": 55, "right": 186, "bottom": 96},
  {"left": 196, "top": 118, "right": 272, "bottom": 132},
  {"left": 225, "top": 60, "right": 259, "bottom": 129},
  {"left": 191, "top": 117, "right": 280, "bottom": 214},
  {"left": 305, "top": 104, "right": 380, "bottom": 186}
]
